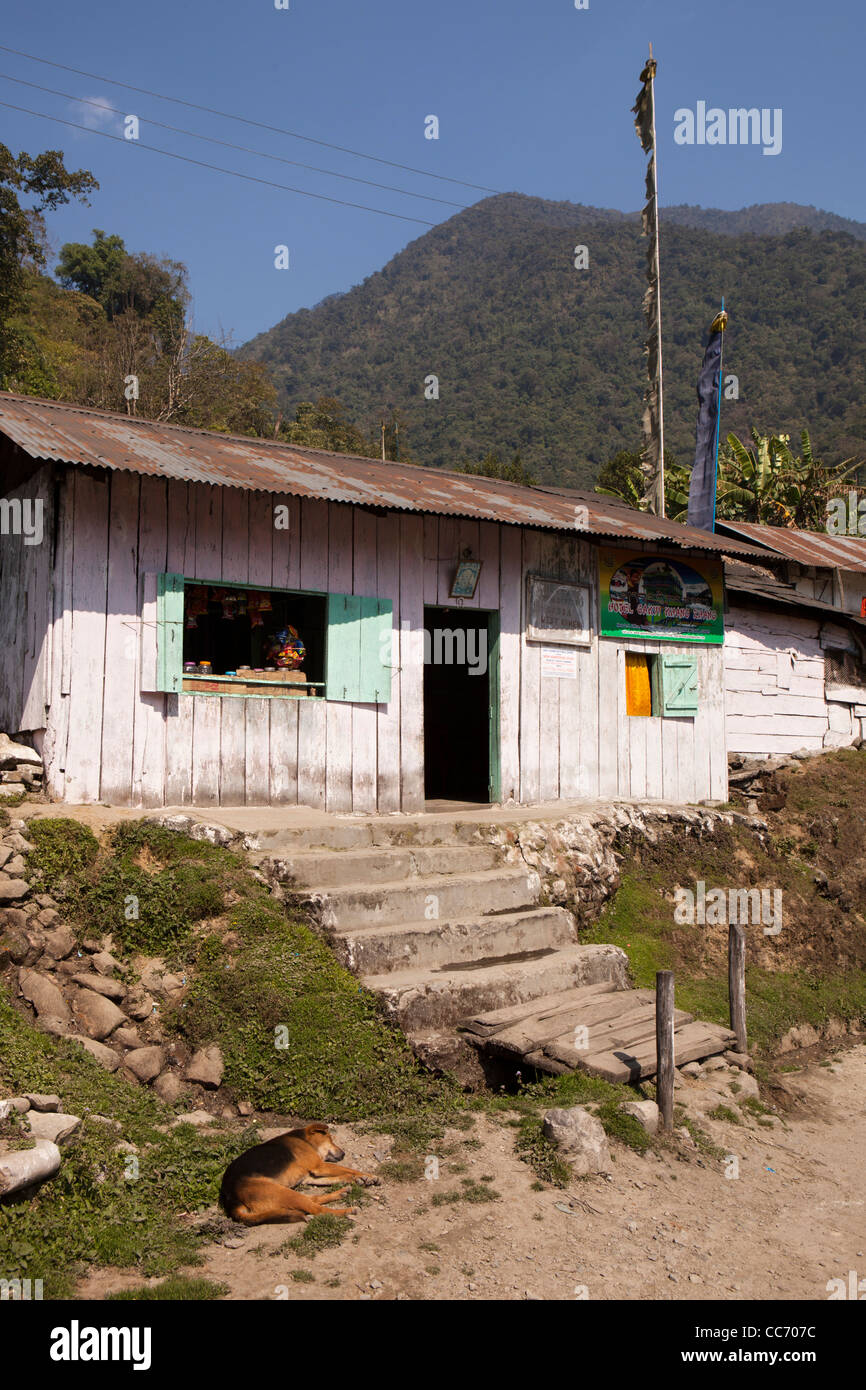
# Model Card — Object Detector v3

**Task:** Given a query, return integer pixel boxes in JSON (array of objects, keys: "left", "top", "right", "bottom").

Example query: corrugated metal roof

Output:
[
  {"left": 0, "top": 392, "right": 768, "bottom": 557},
  {"left": 724, "top": 559, "right": 866, "bottom": 627},
  {"left": 717, "top": 520, "right": 866, "bottom": 574}
]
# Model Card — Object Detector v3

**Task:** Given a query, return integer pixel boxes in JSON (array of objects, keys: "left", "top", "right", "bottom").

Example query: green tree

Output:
[
  {"left": 0, "top": 143, "right": 97, "bottom": 383},
  {"left": 458, "top": 449, "right": 536, "bottom": 485},
  {"left": 57, "top": 229, "right": 186, "bottom": 322},
  {"left": 715, "top": 428, "right": 862, "bottom": 528}
]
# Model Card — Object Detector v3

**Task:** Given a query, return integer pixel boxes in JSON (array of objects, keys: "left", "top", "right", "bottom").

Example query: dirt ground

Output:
[{"left": 77, "top": 1041, "right": 866, "bottom": 1303}]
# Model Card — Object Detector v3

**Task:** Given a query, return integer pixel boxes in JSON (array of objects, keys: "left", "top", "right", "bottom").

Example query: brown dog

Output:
[{"left": 220, "top": 1124, "right": 378, "bottom": 1226}]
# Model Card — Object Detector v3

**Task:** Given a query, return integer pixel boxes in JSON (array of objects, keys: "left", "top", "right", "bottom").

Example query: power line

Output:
[
  {"left": 0, "top": 99, "right": 437, "bottom": 226},
  {"left": 0, "top": 71, "right": 469, "bottom": 211},
  {"left": 0, "top": 42, "right": 504, "bottom": 196}
]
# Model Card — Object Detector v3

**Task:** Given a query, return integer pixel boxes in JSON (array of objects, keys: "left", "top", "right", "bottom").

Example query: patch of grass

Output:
[
  {"left": 514, "top": 1116, "right": 572, "bottom": 1188},
  {"left": 0, "top": 990, "right": 254, "bottom": 1298},
  {"left": 377, "top": 1154, "right": 425, "bottom": 1183},
  {"left": 707, "top": 1104, "right": 741, "bottom": 1125},
  {"left": 290, "top": 1269, "right": 315, "bottom": 1283},
  {"left": 285, "top": 1213, "right": 352, "bottom": 1257},
  {"left": 431, "top": 1179, "right": 500, "bottom": 1206},
  {"left": 177, "top": 894, "right": 463, "bottom": 1123},
  {"left": 107, "top": 1276, "right": 228, "bottom": 1301},
  {"left": 26, "top": 818, "right": 243, "bottom": 959}
]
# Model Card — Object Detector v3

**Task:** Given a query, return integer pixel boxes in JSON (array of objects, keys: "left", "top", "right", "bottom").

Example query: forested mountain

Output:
[{"left": 242, "top": 195, "right": 866, "bottom": 487}]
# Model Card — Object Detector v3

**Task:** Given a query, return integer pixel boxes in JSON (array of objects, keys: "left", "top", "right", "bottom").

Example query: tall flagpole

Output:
[
  {"left": 710, "top": 297, "right": 726, "bottom": 532},
  {"left": 633, "top": 45, "right": 666, "bottom": 518},
  {"left": 647, "top": 45, "right": 665, "bottom": 518}
]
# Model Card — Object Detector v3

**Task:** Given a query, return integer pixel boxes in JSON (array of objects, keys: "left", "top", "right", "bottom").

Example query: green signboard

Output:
[{"left": 599, "top": 547, "right": 724, "bottom": 645}]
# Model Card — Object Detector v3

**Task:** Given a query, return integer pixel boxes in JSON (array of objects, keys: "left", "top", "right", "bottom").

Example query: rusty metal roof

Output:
[
  {"left": 717, "top": 520, "right": 866, "bottom": 574},
  {"left": 0, "top": 391, "right": 767, "bottom": 557}
]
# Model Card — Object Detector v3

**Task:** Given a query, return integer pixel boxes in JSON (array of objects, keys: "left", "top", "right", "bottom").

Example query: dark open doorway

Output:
[{"left": 423, "top": 606, "right": 491, "bottom": 804}]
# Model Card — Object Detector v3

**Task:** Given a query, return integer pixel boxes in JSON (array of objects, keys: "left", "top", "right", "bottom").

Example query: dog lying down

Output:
[{"left": 220, "top": 1123, "right": 380, "bottom": 1226}]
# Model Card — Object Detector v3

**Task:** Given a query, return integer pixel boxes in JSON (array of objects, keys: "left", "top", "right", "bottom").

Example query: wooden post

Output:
[
  {"left": 728, "top": 922, "right": 747, "bottom": 1053},
  {"left": 656, "top": 969, "right": 675, "bottom": 1131}
]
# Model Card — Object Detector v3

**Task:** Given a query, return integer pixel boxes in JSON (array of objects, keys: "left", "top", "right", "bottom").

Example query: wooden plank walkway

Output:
[{"left": 461, "top": 981, "right": 737, "bottom": 1083}]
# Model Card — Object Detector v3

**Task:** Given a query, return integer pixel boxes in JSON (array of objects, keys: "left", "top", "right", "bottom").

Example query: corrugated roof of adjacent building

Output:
[
  {"left": 716, "top": 519, "right": 866, "bottom": 574},
  {"left": 724, "top": 559, "right": 866, "bottom": 628},
  {"left": 0, "top": 391, "right": 769, "bottom": 557}
]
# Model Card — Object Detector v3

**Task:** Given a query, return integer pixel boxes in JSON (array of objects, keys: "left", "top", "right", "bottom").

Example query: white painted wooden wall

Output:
[
  {"left": 724, "top": 602, "right": 862, "bottom": 755},
  {"left": 14, "top": 467, "right": 728, "bottom": 808}
]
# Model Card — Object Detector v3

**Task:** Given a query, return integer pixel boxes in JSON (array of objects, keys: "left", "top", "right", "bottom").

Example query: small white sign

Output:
[{"left": 540, "top": 645, "right": 578, "bottom": 680}]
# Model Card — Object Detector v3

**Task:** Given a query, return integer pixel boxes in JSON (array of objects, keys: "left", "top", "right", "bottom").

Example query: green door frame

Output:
[
  {"left": 487, "top": 609, "right": 502, "bottom": 803},
  {"left": 422, "top": 604, "right": 501, "bottom": 805}
]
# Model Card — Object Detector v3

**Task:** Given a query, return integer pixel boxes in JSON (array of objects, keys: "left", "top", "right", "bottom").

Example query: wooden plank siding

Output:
[
  {"left": 724, "top": 603, "right": 833, "bottom": 756},
  {"left": 26, "top": 467, "right": 729, "bottom": 807}
]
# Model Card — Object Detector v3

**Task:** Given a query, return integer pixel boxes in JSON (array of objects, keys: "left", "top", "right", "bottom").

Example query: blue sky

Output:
[{"left": 2, "top": 0, "right": 861, "bottom": 344}]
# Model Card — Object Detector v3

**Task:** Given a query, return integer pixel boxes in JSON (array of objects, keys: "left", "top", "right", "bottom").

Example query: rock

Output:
[
  {"left": 541, "top": 1106, "right": 611, "bottom": 1176},
  {"left": 152, "top": 1071, "right": 186, "bottom": 1104},
  {"left": 69, "top": 1035, "right": 121, "bottom": 1071},
  {"left": 91, "top": 950, "right": 121, "bottom": 977},
  {"left": 127, "top": 992, "right": 157, "bottom": 1022},
  {"left": 727, "top": 1071, "right": 760, "bottom": 1101},
  {"left": 0, "top": 1097, "right": 30, "bottom": 1117},
  {"left": 189, "top": 821, "right": 235, "bottom": 848},
  {"left": 0, "top": 846, "right": 11, "bottom": 869},
  {"left": 0, "top": 1139, "right": 61, "bottom": 1197},
  {"left": 4, "top": 855, "right": 27, "bottom": 877},
  {"left": 160, "top": 973, "right": 186, "bottom": 1000},
  {"left": 237, "top": 1101, "right": 253, "bottom": 1117},
  {"left": 723, "top": 1050, "right": 753, "bottom": 1070},
  {"left": 680, "top": 1062, "right": 703, "bottom": 1078},
  {"left": 71, "top": 972, "right": 126, "bottom": 1002},
  {"left": 113, "top": 1027, "right": 144, "bottom": 1049},
  {"left": 170, "top": 1109, "right": 216, "bottom": 1128},
  {"left": 36, "top": 908, "right": 60, "bottom": 929},
  {"left": 18, "top": 969, "right": 71, "bottom": 1022},
  {"left": 0, "top": 783, "right": 27, "bottom": 797},
  {"left": 0, "top": 733, "right": 41, "bottom": 769},
  {"left": 42, "top": 924, "right": 77, "bottom": 960},
  {"left": 69, "top": 987, "right": 127, "bottom": 1040},
  {"left": 25, "top": 1111, "right": 81, "bottom": 1144},
  {"left": 123, "top": 1046, "right": 165, "bottom": 1084},
  {"left": 620, "top": 1100, "right": 659, "bottom": 1136},
  {"left": 1, "top": 924, "right": 38, "bottom": 967},
  {"left": 24, "top": 1093, "right": 62, "bottom": 1111},
  {"left": 185, "top": 1044, "right": 224, "bottom": 1089},
  {"left": 4, "top": 832, "right": 34, "bottom": 853},
  {"left": 0, "top": 879, "right": 30, "bottom": 902},
  {"left": 778, "top": 1023, "right": 820, "bottom": 1053},
  {"left": 702, "top": 1056, "right": 730, "bottom": 1073},
  {"left": 38, "top": 1015, "right": 73, "bottom": 1037}
]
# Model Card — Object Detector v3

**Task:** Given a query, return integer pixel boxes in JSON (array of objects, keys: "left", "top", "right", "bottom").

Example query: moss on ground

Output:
[
  {"left": 583, "top": 787, "right": 866, "bottom": 1056},
  {"left": 2, "top": 815, "right": 465, "bottom": 1295},
  {"left": 0, "top": 991, "right": 254, "bottom": 1299}
]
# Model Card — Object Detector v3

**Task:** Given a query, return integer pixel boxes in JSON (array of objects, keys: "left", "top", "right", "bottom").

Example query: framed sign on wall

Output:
[
  {"left": 526, "top": 576, "right": 591, "bottom": 646},
  {"left": 598, "top": 548, "right": 724, "bottom": 645}
]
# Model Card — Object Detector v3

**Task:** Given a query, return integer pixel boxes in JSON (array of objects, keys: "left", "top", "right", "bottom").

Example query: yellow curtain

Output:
[{"left": 625, "top": 652, "right": 652, "bottom": 716}]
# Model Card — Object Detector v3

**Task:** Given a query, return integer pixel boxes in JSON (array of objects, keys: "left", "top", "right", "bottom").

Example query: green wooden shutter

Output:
[
  {"left": 156, "top": 573, "right": 185, "bottom": 693},
  {"left": 326, "top": 593, "right": 393, "bottom": 703},
  {"left": 659, "top": 652, "right": 698, "bottom": 717}
]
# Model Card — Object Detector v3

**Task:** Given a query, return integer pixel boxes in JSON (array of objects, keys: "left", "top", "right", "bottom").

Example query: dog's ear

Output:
[{"left": 306, "top": 1123, "right": 328, "bottom": 1135}]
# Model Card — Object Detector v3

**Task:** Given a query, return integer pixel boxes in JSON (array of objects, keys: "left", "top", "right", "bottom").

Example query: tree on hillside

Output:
[
  {"left": 281, "top": 397, "right": 376, "bottom": 456},
  {"left": 0, "top": 143, "right": 97, "bottom": 384},
  {"left": 458, "top": 450, "right": 536, "bottom": 485},
  {"left": 57, "top": 229, "right": 186, "bottom": 322}
]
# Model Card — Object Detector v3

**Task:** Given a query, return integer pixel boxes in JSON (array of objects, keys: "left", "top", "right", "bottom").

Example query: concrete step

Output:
[
  {"left": 260, "top": 842, "right": 501, "bottom": 890},
  {"left": 309, "top": 866, "right": 541, "bottom": 931},
  {"left": 330, "top": 905, "right": 576, "bottom": 976},
  {"left": 364, "top": 942, "right": 630, "bottom": 1031},
  {"left": 250, "top": 818, "right": 483, "bottom": 853}
]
